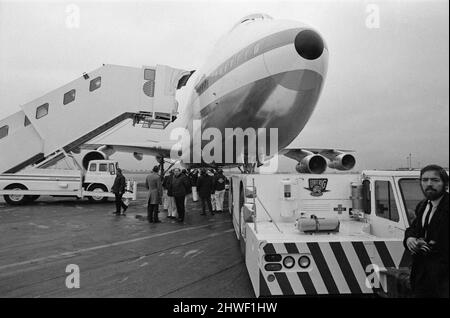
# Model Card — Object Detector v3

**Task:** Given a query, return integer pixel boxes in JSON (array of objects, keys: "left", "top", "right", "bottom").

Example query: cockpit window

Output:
[{"left": 231, "top": 13, "right": 273, "bottom": 31}]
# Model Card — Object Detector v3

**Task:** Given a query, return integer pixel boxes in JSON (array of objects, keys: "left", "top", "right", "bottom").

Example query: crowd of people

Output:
[
  {"left": 112, "top": 166, "right": 228, "bottom": 224},
  {"left": 160, "top": 167, "right": 228, "bottom": 223}
]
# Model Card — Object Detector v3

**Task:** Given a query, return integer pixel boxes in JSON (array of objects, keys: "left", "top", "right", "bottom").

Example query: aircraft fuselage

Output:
[{"left": 179, "top": 14, "right": 328, "bottom": 167}]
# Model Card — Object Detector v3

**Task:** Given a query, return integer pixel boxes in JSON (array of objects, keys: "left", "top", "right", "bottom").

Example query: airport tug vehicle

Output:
[{"left": 228, "top": 170, "right": 422, "bottom": 297}]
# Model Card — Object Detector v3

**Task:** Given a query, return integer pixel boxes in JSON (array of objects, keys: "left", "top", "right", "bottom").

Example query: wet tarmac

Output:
[{"left": 0, "top": 190, "right": 254, "bottom": 298}]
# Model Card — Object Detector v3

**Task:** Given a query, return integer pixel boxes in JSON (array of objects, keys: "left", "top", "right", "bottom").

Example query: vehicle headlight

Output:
[
  {"left": 298, "top": 255, "right": 311, "bottom": 269},
  {"left": 283, "top": 256, "right": 295, "bottom": 269}
]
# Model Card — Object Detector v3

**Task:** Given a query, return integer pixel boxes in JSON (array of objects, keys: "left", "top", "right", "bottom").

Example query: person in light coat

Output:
[
  {"left": 165, "top": 170, "right": 178, "bottom": 219},
  {"left": 145, "top": 165, "right": 162, "bottom": 223},
  {"left": 213, "top": 169, "right": 226, "bottom": 213},
  {"left": 208, "top": 169, "right": 217, "bottom": 213}
]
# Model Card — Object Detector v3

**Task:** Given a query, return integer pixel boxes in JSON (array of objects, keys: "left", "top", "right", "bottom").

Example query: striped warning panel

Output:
[{"left": 259, "top": 240, "right": 410, "bottom": 296}]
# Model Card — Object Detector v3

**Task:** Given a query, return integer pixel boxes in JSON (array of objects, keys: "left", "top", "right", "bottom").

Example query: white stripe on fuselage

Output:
[{"left": 194, "top": 44, "right": 327, "bottom": 121}]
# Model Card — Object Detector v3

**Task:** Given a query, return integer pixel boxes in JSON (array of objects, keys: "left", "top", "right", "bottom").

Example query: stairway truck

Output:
[
  {"left": 0, "top": 159, "right": 137, "bottom": 205},
  {"left": 228, "top": 170, "right": 427, "bottom": 297},
  {"left": 0, "top": 64, "right": 191, "bottom": 174}
]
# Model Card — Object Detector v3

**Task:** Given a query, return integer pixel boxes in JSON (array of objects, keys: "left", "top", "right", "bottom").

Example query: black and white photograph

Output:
[{"left": 0, "top": 0, "right": 448, "bottom": 305}]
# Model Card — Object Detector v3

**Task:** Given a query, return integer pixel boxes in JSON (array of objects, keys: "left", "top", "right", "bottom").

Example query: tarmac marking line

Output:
[
  {"left": 0, "top": 221, "right": 231, "bottom": 271},
  {"left": 159, "top": 260, "right": 244, "bottom": 298}
]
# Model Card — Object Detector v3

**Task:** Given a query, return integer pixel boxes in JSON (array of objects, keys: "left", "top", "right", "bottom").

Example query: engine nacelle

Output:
[
  {"left": 82, "top": 150, "right": 108, "bottom": 169},
  {"left": 96, "top": 145, "right": 116, "bottom": 157},
  {"left": 327, "top": 153, "right": 356, "bottom": 171},
  {"left": 295, "top": 155, "right": 327, "bottom": 174}
]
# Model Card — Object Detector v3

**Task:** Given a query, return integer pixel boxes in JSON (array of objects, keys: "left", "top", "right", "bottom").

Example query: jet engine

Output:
[
  {"left": 81, "top": 150, "right": 108, "bottom": 169},
  {"left": 295, "top": 155, "right": 327, "bottom": 174},
  {"left": 325, "top": 151, "right": 356, "bottom": 171},
  {"left": 81, "top": 146, "right": 116, "bottom": 169}
]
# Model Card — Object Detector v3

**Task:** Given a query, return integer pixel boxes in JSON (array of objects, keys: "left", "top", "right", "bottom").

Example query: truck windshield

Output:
[{"left": 398, "top": 178, "right": 423, "bottom": 225}]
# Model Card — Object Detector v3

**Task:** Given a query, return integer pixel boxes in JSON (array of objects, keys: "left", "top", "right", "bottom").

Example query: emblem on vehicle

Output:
[{"left": 305, "top": 178, "right": 329, "bottom": 197}]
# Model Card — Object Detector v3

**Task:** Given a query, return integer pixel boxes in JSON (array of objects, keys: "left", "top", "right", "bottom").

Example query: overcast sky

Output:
[{"left": 0, "top": 0, "right": 448, "bottom": 171}]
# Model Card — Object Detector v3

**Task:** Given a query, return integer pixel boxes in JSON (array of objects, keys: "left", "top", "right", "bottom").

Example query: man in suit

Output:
[
  {"left": 170, "top": 168, "right": 191, "bottom": 223},
  {"left": 111, "top": 168, "right": 128, "bottom": 216},
  {"left": 145, "top": 165, "right": 162, "bottom": 223},
  {"left": 196, "top": 168, "right": 215, "bottom": 216},
  {"left": 404, "top": 164, "right": 449, "bottom": 297}
]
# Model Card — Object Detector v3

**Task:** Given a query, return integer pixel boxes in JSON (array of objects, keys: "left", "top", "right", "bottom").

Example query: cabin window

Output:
[
  {"left": 99, "top": 163, "right": 108, "bottom": 172},
  {"left": 245, "top": 47, "right": 252, "bottom": 59},
  {"left": 0, "top": 125, "right": 8, "bottom": 139},
  {"left": 144, "top": 69, "right": 156, "bottom": 81},
  {"left": 63, "top": 89, "right": 76, "bottom": 105},
  {"left": 24, "top": 116, "right": 31, "bottom": 127},
  {"left": 89, "top": 163, "right": 97, "bottom": 172},
  {"left": 36, "top": 103, "right": 49, "bottom": 119},
  {"left": 399, "top": 178, "right": 422, "bottom": 225},
  {"left": 89, "top": 77, "right": 101, "bottom": 92},
  {"left": 375, "top": 181, "right": 399, "bottom": 222},
  {"left": 253, "top": 43, "right": 260, "bottom": 55},
  {"left": 237, "top": 51, "right": 245, "bottom": 65},
  {"left": 143, "top": 80, "right": 155, "bottom": 97}
]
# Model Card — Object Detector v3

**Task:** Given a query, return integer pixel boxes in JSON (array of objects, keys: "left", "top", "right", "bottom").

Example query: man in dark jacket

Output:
[
  {"left": 196, "top": 168, "right": 214, "bottom": 216},
  {"left": 170, "top": 168, "right": 191, "bottom": 222},
  {"left": 213, "top": 169, "right": 226, "bottom": 213},
  {"left": 403, "top": 164, "right": 449, "bottom": 297},
  {"left": 111, "top": 168, "right": 127, "bottom": 215}
]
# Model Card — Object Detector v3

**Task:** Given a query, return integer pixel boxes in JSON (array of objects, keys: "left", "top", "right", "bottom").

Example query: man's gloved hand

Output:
[
  {"left": 407, "top": 237, "right": 434, "bottom": 255},
  {"left": 419, "top": 240, "right": 436, "bottom": 255},
  {"left": 406, "top": 237, "right": 422, "bottom": 255}
]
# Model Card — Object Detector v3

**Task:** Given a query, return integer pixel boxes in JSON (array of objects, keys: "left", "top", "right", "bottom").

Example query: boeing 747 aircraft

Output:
[{"left": 84, "top": 13, "right": 355, "bottom": 174}]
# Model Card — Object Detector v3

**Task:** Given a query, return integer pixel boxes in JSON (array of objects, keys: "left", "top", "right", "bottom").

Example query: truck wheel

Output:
[
  {"left": 3, "top": 184, "right": 30, "bottom": 205},
  {"left": 88, "top": 185, "right": 109, "bottom": 203}
]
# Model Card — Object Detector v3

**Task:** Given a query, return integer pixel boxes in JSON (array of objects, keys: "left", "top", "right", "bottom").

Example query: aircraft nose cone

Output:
[{"left": 294, "top": 30, "right": 324, "bottom": 60}]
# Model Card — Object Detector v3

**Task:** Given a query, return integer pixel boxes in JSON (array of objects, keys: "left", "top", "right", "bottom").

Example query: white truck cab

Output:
[
  {"left": 0, "top": 159, "right": 136, "bottom": 205},
  {"left": 361, "top": 170, "right": 421, "bottom": 239},
  {"left": 83, "top": 160, "right": 120, "bottom": 202}
]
